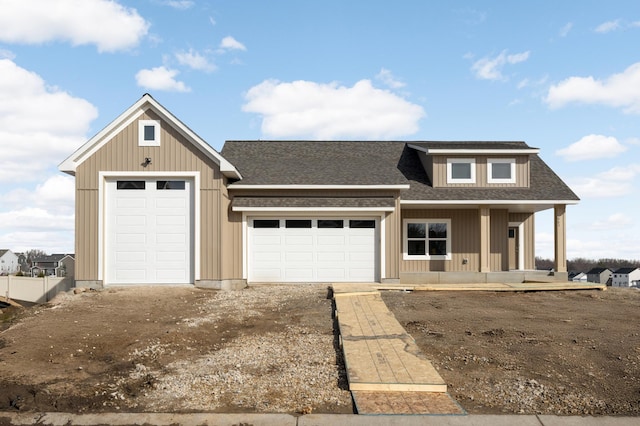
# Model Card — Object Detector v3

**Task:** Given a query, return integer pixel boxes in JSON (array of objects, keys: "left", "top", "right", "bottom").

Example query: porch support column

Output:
[
  {"left": 554, "top": 204, "right": 567, "bottom": 273},
  {"left": 479, "top": 207, "right": 491, "bottom": 273}
]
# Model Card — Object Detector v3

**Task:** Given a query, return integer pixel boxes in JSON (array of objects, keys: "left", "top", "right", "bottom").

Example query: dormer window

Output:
[
  {"left": 488, "top": 158, "right": 516, "bottom": 183},
  {"left": 139, "top": 120, "right": 161, "bottom": 146},
  {"left": 447, "top": 158, "right": 475, "bottom": 184}
]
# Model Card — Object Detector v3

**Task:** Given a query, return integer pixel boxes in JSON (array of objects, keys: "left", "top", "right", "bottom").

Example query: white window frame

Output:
[
  {"left": 447, "top": 158, "right": 475, "bottom": 184},
  {"left": 487, "top": 158, "right": 516, "bottom": 183},
  {"left": 138, "top": 120, "right": 161, "bottom": 146},
  {"left": 403, "top": 219, "right": 452, "bottom": 260}
]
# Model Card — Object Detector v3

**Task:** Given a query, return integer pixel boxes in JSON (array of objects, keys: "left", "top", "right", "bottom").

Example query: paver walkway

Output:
[{"left": 333, "top": 289, "right": 464, "bottom": 415}]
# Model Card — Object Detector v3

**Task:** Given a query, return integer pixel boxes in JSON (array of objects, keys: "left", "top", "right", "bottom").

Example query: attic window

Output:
[
  {"left": 488, "top": 158, "right": 516, "bottom": 183},
  {"left": 139, "top": 120, "right": 160, "bottom": 146},
  {"left": 447, "top": 158, "right": 475, "bottom": 184}
]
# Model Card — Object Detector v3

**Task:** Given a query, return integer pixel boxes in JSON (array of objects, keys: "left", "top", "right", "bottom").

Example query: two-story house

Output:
[
  {"left": 31, "top": 254, "right": 75, "bottom": 277},
  {"left": 0, "top": 249, "right": 20, "bottom": 275},
  {"left": 586, "top": 267, "right": 612, "bottom": 285},
  {"left": 611, "top": 267, "right": 640, "bottom": 287},
  {"left": 59, "top": 94, "right": 579, "bottom": 288}
]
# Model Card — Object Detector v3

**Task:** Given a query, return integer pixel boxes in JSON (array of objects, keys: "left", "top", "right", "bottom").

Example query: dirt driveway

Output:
[
  {"left": 383, "top": 288, "right": 640, "bottom": 415},
  {"left": 1, "top": 285, "right": 639, "bottom": 416},
  {"left": 0, "top": 285, "right": 352, "bottom": 414}
]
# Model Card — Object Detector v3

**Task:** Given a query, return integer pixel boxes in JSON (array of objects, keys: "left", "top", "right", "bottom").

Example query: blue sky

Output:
[{"left": 0, "top": 0, "right": 639, "bottom": 261}]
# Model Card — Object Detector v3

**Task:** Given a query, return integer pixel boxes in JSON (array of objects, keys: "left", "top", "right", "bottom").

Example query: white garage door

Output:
[
  {"left": 106, "top": 179, "right": 193, "bottom": 284},
  {"left": 249, "top": 218, "right": 378, "bottom": 282}
]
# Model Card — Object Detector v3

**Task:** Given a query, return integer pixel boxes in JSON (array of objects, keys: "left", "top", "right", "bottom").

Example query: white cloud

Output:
[
  {"left": 135, "top": 66, "right": 190, "bottom": 92},
  {"left": 568, "top": 164, "right": 640, "bottom": 198},
  {"left": 162, "top": 0, "right": 194, "bottom": 9},
  {"left": 546, "top": 62, "right": 640, "bottom": 113},
  {"left": 470, "top": 50, "right": 530, "bottom": 80},
  {"left": 556, "top": 134, "right": 627, "bottom": 161},
  {"left": 376, "top": 68, "right": 406, "bottom": 89},
  {"left": 595, "top": 19, "right": 621, "bottom": 33},
  {"left": 589, "top": 213, "right": 632, "bottom": 230},
  {"left": 0, "top": 59, "right": 97, "bottom": 182},
  {"left": 559, "top": 22, "right": 573, "bottom": 37},
  {"left": 0, "top": 230, "right": 73, "bottom": 254},
  {"left": 0, "top": 48, "right": 15, "bottom": 59},
  {"left": 242, "top": 79, "right": 425, "bottom": 139},
  {"left": 219, "top": 36, "right": 246, "bottom": 51},
  {"left": 175, "top": 49, "right": 216, "bottom": 72},
  {"left": 0, "top": 207, "right": 73, "bottom": 231},
  {"left": 0, "top": 0, "right": 149, "bottom": 53},
  {"left": 626, "top": 137, "right": 640, "bottom": 146}
]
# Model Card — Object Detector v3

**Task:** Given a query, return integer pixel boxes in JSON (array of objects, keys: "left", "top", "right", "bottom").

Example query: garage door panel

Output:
[
  {"left": 106, "top": 179, "right": 192, "bottom": 285},
  {"left": 249, "top": 217, "right": 378, "bottom": 283}
]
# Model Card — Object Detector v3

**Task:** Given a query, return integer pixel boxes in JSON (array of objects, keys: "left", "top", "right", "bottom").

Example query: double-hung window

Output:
[
  {"left": 487, "top": 158, "right": 516, "bottom": 183},
  {"left": 403, "top": 219, "right": 451, "bottom": 260},
  {"left": 447, "top": 158, "right": 475, "bottom": 184}
]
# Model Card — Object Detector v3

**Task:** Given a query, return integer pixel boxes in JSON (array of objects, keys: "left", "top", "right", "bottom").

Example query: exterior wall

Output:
[
  {"left": 430, "top": 155, "right": 530, "bottom": 188},
  {"left": 400, "top": 208, "right": 535, "bottom": 275},
  {"left": 75, "top": 111, "right": 225, "bottom": 283},
  {"left": 225, "top": 188, "right": 401, "bottom": 282},
  {"left": 612, "top": 270, "right": 640, "bottom": 287},
  {"left": 587, "top": 270, "right": 611, "bottom": 284},
  {"left": 509, "top": 212, "right": 535, "bottom": 270}
]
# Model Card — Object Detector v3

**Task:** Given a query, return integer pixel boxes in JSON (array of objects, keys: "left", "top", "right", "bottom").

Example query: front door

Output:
[{"left": 508, "top": 226, "right": 519, "bottom": 270}]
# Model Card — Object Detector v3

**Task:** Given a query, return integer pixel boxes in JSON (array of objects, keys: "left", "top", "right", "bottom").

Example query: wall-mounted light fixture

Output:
[{"left": 143, "top": 157, "right": 152, "bottom": 167}]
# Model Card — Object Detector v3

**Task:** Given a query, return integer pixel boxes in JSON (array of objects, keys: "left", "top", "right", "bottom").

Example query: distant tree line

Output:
[{"left": 536, "top": 257, "right": 640, "bottom": 272}]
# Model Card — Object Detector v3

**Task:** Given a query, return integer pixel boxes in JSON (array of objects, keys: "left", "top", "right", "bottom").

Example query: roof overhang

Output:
[
  {"left": 401, "top": 199, "right": 579, "bottom": 213},
  {"left": 408, "top": 144, "right": 540, "bottom": 155},
  {"left": 231, "top": 196, "right": 396, "bottom": 212},
  {"left": 228, "top": 184, "right": 409, "bottom": 190},
  {"left": 59, "top": 94, "right": 241, "bottom": 179}
]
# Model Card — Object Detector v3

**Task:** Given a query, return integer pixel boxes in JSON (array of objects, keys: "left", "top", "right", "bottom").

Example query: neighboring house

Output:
[
  {"left": 59, "top": 94, "right": 579, "bottom": 288},
  {"left": 15, "top": 252, "right": 29, "bottom": 273},
  {"left": 586, "top": 267, "right": 612, "bottom": 285},
  {"left": 571, "top": 272, "right": 587, "bottom": 282},
  {"left": 31, "top": 254, "right": 75, "bottom": 277},
  {"left": 611, "top": 267, "right": 640, "bottom": 288},
  {"left": 0, "top": 249, "right": 20, "bottom": 274}
]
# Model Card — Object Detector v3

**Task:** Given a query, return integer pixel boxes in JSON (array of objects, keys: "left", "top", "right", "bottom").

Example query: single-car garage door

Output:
[
  {"left": 249, "top": 218, "right": 378, "bottom": 282},
  {"left": 106, "top": 179, "right": 193, "bottom": 284}
]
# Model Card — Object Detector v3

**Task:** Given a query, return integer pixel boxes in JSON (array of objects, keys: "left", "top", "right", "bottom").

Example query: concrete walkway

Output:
[{"left": 2, "top": 412, "right": 638, "bottom": 425}]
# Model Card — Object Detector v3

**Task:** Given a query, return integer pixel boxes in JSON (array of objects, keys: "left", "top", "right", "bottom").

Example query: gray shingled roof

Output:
[
  {"left": 232, "top": 197, "right": 396, "bottom": 209},
  {"left": 222, "top": 141, "right": 408, "bottom": 186},
  {"left": 221, "top": 141, "right": 579, "bottom": 202}
]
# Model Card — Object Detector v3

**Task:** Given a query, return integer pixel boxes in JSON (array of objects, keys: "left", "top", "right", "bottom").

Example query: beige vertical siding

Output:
[
  {"left": 221, "top": 183, "right": 244, "bottom": 280},
  {"left": 509, "top": 212, "right": 535, "bottom": 269},
  {"left": 401, "top": 209, "right": 480, "bottom": 272},
  {"left": 75, "top": 113, "right": 225, "bottom": 282},
  {"left": 430, "top": 155, "right": 529, "bottom": 188},
  {"left": 490, "top": 209, "right": 509, "bottom": 271},
  {"left": 383, "top": 195, "right": 401, "bottom": 280}
]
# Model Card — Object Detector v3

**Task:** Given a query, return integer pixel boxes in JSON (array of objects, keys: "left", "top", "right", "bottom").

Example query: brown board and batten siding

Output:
[
  {"left": 401, "top": 209, "right": 481, "bottom": 273},
  {"left": 400, "top": 208, "right": 533, "bottom": 273},
  {"left": 75, "top": 112, "right": 226, "bottom": 282},
  {"left": 430, "top": 155, "right": 530, "bottom": 188}
]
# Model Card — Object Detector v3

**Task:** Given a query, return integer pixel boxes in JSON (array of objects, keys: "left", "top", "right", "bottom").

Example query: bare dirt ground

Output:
[
  {"left": 2, "top": 285, "right": 639, "bottom": 417},
  {"left": 383, "top": 288, "right": 640, "bottom": 415},
  {"left": 0, "top": 285, "right": 352, "bottom": 414}
]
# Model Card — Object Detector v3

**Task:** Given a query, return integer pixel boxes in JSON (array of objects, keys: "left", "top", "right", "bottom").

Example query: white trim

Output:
[
  {"left": 408, "top": 144, "right": 540, "bottom": 155},
  {"left": 509, "top": 221, "right": 525, "bottom": 271},
  {"left": 138, "top": 120, "right": 161, "bottom": 147},
  {"left": 243, "top": 213, "right": 384, "bottom": 282},
  {"left": 59, "top": 94, "right": 241, "bottom": 179},
  {"left": 232, "top": 206, "right": 394, "bottom": 212},
  {"left": 229, "top": 184, "right": 410, "bottom": 190},
  {"left": 402, "top": 218, "right": 452, "bottom": 261},
  {"left": 488, "top": 158, "right": 516, "bottom": 183},
  {"left": 98, "top": 171, "right": 201, "bottom": 284},
  {"left": 447, "top": 158, "right": 476, "bottom": 184}
]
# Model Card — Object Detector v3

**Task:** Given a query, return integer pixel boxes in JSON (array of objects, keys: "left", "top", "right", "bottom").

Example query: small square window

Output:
[
  {"left": 138, "top": 120, "right": 161, "bottom": 146},
  {"left": 488, "top": 158, "right": 516, "bottom": 183},
  {"left": 447, "top": 158, "right": 475, "bottom": 183}
]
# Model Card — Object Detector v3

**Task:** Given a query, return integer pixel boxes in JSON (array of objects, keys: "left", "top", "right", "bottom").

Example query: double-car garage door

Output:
[{"left": 249, "top": 218, "right": 379, "bottom": 282}]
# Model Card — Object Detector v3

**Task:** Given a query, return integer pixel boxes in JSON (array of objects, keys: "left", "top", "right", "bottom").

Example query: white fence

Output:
[{"left": 0, "top": 275, "right": 75, "bottom": 304}]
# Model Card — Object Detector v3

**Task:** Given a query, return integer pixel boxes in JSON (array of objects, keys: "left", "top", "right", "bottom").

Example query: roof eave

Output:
[
  {"left": 228, "top": 184, "right": 409, "bottom": 190},
  {"left": 407, "top": 143, "right": 540, "bottom": 155}
]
